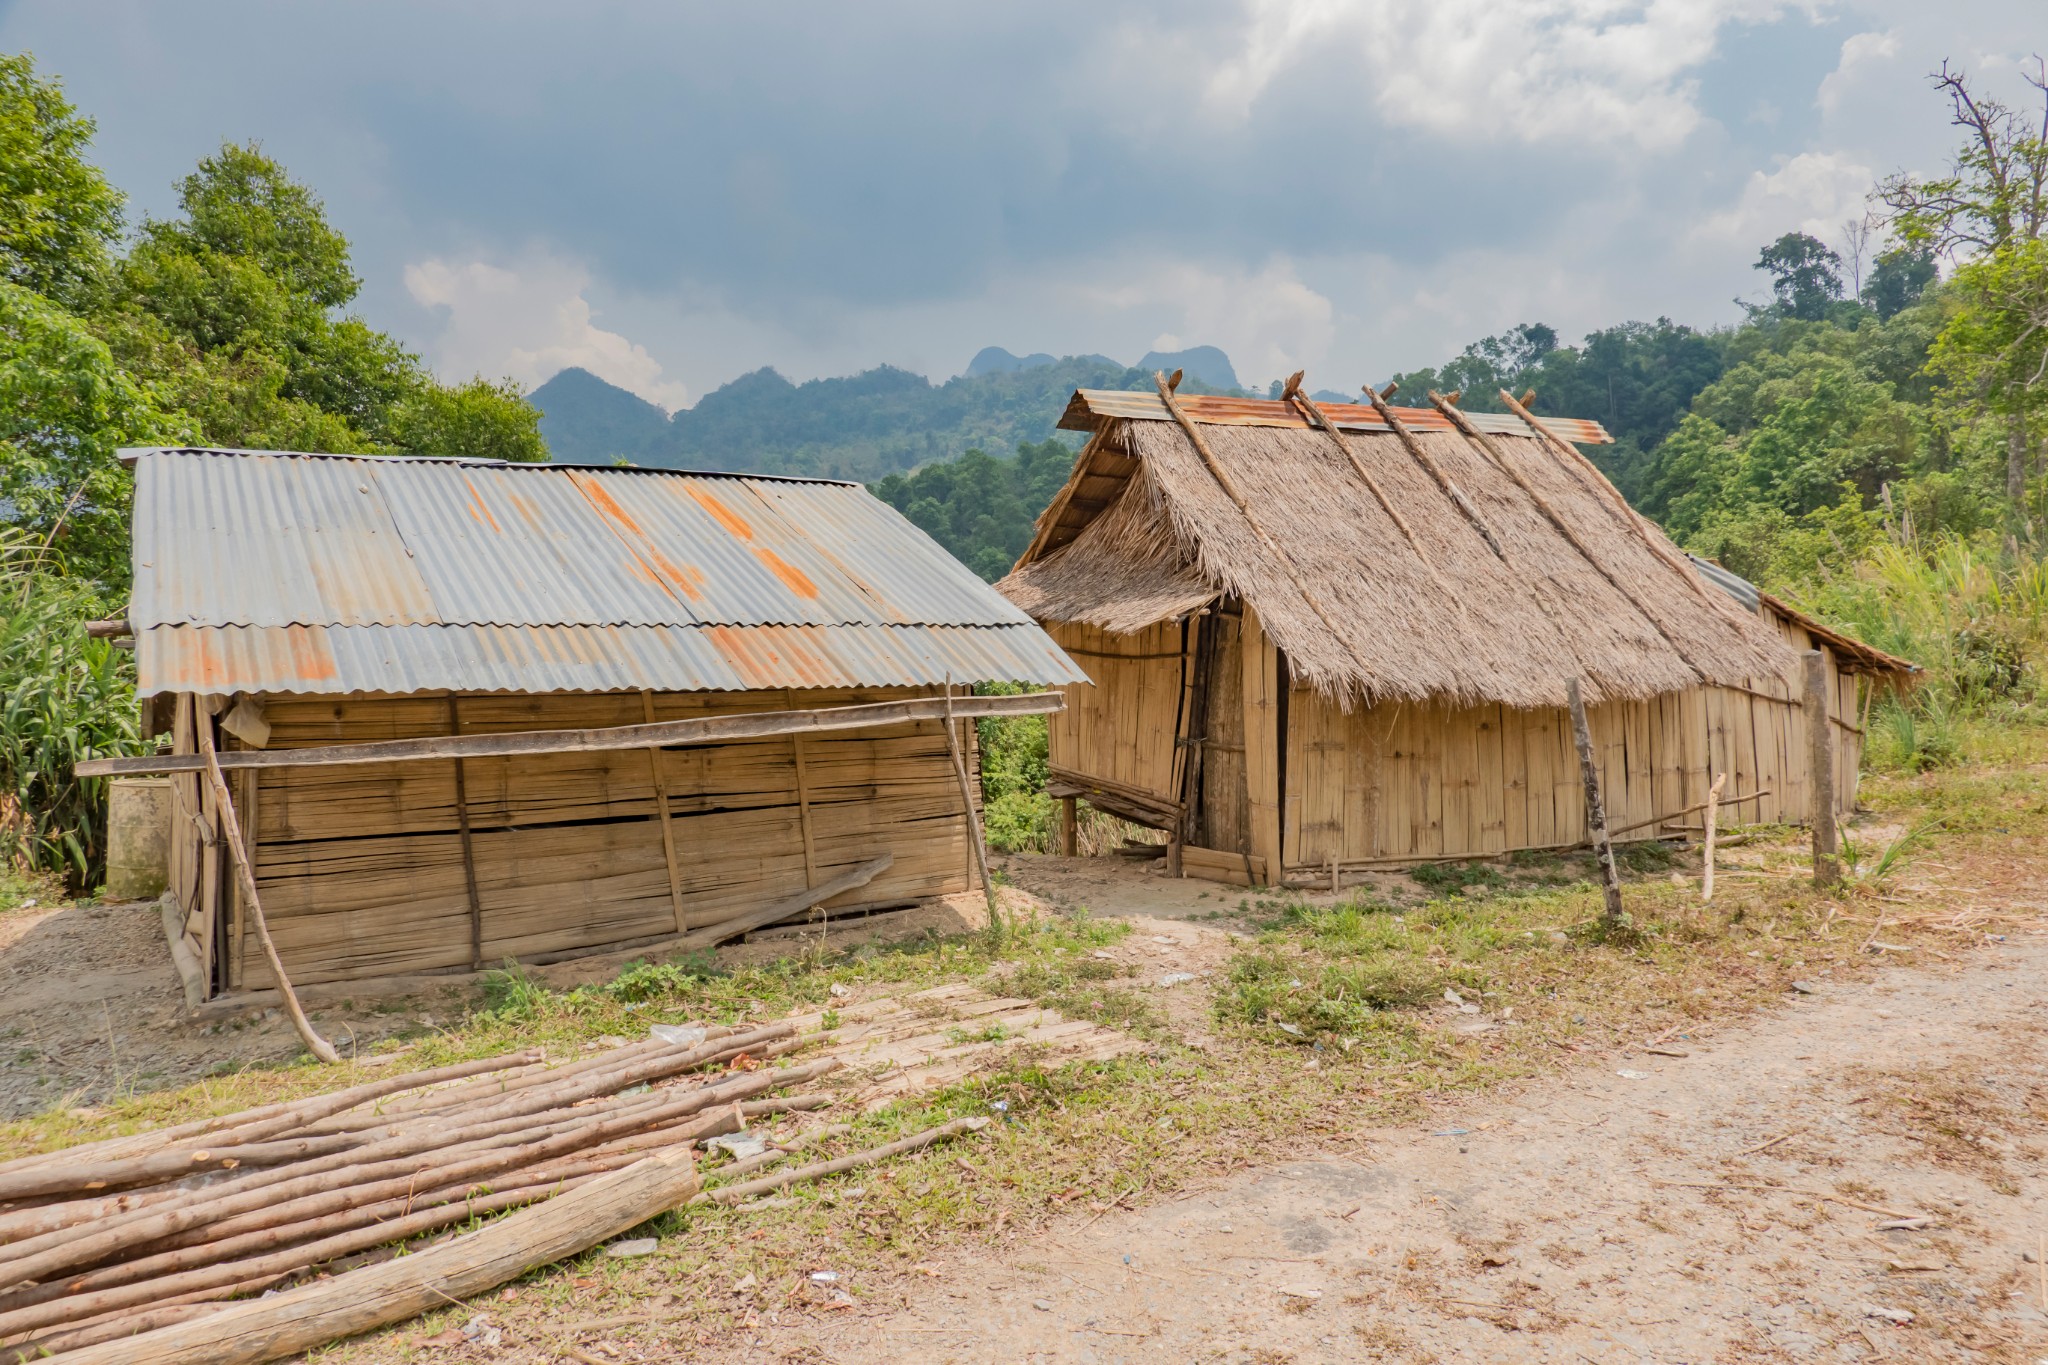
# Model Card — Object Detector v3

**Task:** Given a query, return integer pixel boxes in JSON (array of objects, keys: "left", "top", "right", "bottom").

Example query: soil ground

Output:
[{"left": 781, "top": 931, "right": 2048, "bottom": 1364}]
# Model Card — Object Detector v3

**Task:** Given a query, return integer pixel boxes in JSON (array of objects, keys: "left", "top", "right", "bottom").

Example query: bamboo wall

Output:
[
  {"left": 1043, "top": 621, "right": 1186, "bottom": 804},
  {"left": 167, "top": 686, "right": 978, "bottom": 995},
  {"left": 1046, "top": 603, "right": 1875, "bottom": 882}
]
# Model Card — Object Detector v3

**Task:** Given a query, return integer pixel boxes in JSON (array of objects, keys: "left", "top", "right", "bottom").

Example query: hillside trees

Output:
[{"left": 1879, "top": 60, "right": 2048, "bottom": 511}]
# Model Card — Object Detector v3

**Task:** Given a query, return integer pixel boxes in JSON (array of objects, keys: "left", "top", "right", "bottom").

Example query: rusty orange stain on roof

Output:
[
  {"left": 644, "top": 548, "right": 708, "bottom": 602},
  {"left": 189, "top": 631, "right": 230, "bottom": 689},
  {"left": 571, "top": 472, "right": 646, "bottom": 535},
  {"left": 686, "top": 486, "right": 754, "bottom": 541},
  {"left": 462, "top": 476, "right": 502, "bottom": 534},
  {"left": 751, "top": 545, "right": 818, "bottom": 599},
  {"left": 287, "top": 625, "right": 338, "bottom": 682}
]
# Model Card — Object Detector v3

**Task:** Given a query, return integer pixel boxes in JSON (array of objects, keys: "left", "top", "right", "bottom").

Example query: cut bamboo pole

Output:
[
  {"left": 194, "top": 720, "right": 339, "bottom": 1064},
  {"left": 706, "top": 1116, "right": 990, "bottom": 1205},
  {"left": 688, "top": 1122, "right": 854, "bottom": 1198},
  {"left": 1565, "top": 678, "right": 1625, "bottom": 927},
  {"left": 45, "top": 1148, "right": 703, "bottom": 1365},
  {"left": 942, "top": 681, "right": 997, "bottom": 918},
  {"left": 675, "top": 858, "right": 893, "bottom": 951},
  {"left": 1360, "top": 384, "right": 1505, "bottom": 559},
  {"left": 1702, "top": 771, "right": 1728, "bottom": 903},
  {"left": 1496, "top": 388, "right": 1719, "bottom": 609},
  {"left": 78, "top": 692, "right": 1066, "bottom": 778},
  {"left": 1607, "top": 786, "right": 1768, "bottom": 838}
]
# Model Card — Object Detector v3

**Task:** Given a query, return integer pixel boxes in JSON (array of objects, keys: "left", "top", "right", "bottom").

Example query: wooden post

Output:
[
  {"left": 193, "top": 719, "right": 340, "bottom": 1064},
  {"left": 1565, "top": 678, "right": 1625, "bottom": 926},
  {"left": 642, "top": 692, "right": 689, "bottom": 934},
  {"left": 1058, "top": 796, "right": 1078, "bottom": 857},
  {"left": 942, "top": 682, "right": 998, "bottom": 916},
  {"left": 448, "top": 697, "right": 486, "bottom": 969},
  {"left": 1701, "top": 770, "right": 1727, "bottom": 903},
  {"left": 1804, "top": 651, "right": 1839, "bottom": 888}
]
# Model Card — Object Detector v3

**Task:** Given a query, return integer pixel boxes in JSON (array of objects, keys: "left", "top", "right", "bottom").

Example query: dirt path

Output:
[{"left": 772, "top": 934, "right": 2048, "bottom": 1364}]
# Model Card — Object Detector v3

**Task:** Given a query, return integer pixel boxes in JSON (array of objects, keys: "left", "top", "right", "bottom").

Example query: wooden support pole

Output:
[
  {"left": 1565, "top": 678, "right": 1625, "bottom": 927},
  {"left": 1058, "top": 796, "right": 1078, "bottom": 858},
  {"left": 193, "top": 721, "right": 340, "bottom": 1064},
  {"left": 1701, "top": 771, "right": 1727, "bottom": 903},
  {"left": 448, "top": 697, "right": 485, "bottom": 970},
  {"left": 942, "top": 682, "right": 998, "bottom": 916},
  {"left": 786, "top": 691, "right": 819, "bottom": 889},
  {"left": 641, "top": 691, "right": 688, "bottom": 935},
  {"left": 1804, "top": 651, "right": 1839, "bottom": 888}
]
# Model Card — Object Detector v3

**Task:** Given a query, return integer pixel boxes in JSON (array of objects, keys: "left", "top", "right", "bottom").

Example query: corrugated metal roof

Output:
[
  {"left": 127, "top": 449, "right": 1084, "bottom": 697},
  {"left": 1686, "top": 554, "right": 1761, "bottom": 613},
  {"left": 1058, "top": 390, "right": 1615, "bottom": 445}
]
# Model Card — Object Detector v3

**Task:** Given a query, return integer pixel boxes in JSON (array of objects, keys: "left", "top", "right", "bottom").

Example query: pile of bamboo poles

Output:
[{"left": 0, "top": 1023, "right": 834, "bottom": 1358}]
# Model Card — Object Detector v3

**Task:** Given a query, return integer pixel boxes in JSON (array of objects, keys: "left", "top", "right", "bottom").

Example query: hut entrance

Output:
[{"left": 1192, "top": 610, "right": 1249, "bottom": 853}]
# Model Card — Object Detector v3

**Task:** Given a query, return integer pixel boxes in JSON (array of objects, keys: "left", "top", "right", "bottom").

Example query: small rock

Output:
[
  {"left": 1443, "top": 988, "right": 1465, "bottom": 1005},
  {"left": 607, "top": 1237, "right": 658, "bottom": 1258},
  {"left": 732, "top": 1272, "right": 758, "bottom": 1293},
  {"left": 1033, "top": 1298, "right": 1054, "bottom": 1312},
  {"left": 2024, "top": 1248, "right": 2040, "bottom": 1264},
  {"left": 809, "top": 1271, "right": 840, "bottom": 1283},
  {"left": 1158, "top": 972, "right": 1197, "bottom": 987},
  {"left": 1790, "top": 981, "right": 1818, "bottom": 995},
  {"left": 1457, "top": 1002, "right": 1482, "bottom": 1015},
  {"left": 1278, "top": 1286, "right": 1322, "bottom": 1300},
  {"left": 1863, "top": 1304, "right": 1914, "bottom": 1324},
  {"left": 1616, "top": 1069, "right": 1649, "bottom": 1080},
  {"left": 1876, "top": 1217, "right": 1931, "bottom": 1231},
  {"left": 828, "top": 982, "right": 850, "bottom": 998}
]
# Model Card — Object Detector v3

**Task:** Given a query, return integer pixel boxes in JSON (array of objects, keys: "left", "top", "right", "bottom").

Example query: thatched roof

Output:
[{"left": 999, "top": 393, "right": 1803, "bottom": 709}]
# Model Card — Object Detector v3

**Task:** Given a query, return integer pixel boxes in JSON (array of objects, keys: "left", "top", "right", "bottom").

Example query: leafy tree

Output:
[
  {"left": 98, "top": 140, "right": 544, "bottom": 462},
  {"left": 0, "top": 282, "right": 188, "bottom": 589},
  {"left": 1862, "top": 245, "right": 1939, "bottom": 320},
  {"left": 1754, "top": 232, "right": 1845, "bottom": 321},
  {"left": 1877, "top": 60, "right": 2048, "bottom": 511},
  {"left": 0, "top": 54, "right": 124, "bottom": 308},
  {"left": 386, "top": 375, "right": 548, "bottom": 463}
]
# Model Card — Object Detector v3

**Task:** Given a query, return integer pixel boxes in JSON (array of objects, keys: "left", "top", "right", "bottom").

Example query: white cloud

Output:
[
  {"left": 1818, "top": 29, "right": 1901, "bottom": 115},
  {"left": 403, "top": 254, "right": 693, "bottom": 411},
  {"left": 1197, "top": 0, "right": 1799, "bottom": 150},
  {"left": 1691, "top": 149, "right": 1875, "bottom": 249}
]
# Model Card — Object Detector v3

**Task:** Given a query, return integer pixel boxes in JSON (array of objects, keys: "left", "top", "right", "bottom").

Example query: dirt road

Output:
[{"left": 780, "top": 934, "right": 2048, "bottom": 1364}]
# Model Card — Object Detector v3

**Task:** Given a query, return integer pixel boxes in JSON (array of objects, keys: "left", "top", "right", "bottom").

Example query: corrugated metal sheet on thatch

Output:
[
  {"left": 125, "top": 448, "right": 1085, "bottom": 697},
  {"left": 999, "top": 408, "right": 1800, "bottom": 710}
]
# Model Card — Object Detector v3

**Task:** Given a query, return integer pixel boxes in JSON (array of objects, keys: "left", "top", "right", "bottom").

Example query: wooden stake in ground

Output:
[
  {"left": 195, "top": 718, "right": 340, "bottom": 1064},
  {"left": 1564, "top": 678, "right": 1625, "bottom": 927},
  {"left": 1701, "top": 771, "right": 1728, "bottom": 903},
  {"left": 1058, "top": 796, "right": 1078, "bottom": 858},
  {"left": 942, "top": 680, "right": 999, "bottom": 922},
  {"left": 1803, "top": 650, "right": 1839, "bottom": 888}
]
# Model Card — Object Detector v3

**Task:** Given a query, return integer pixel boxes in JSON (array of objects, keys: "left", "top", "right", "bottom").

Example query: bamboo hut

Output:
[
  {"left": 93, "top": 447, "right": 1082, "bottom": 1002},
  {"left": 998, "top": 382, "right": 1915, "bottom": 887}
]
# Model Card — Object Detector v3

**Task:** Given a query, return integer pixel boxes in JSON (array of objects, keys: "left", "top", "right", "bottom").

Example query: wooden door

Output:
[{"left": 1196, "top": 613, "right": 1250, "bottom": 853}]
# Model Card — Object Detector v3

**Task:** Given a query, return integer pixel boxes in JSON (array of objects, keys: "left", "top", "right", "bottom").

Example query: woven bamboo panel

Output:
[
  {"left": 231, "top": 687, "right": 974, "bottom": 988},
  {"left": 1044, "top": 620, "right": 1185, "bottom": 802}
]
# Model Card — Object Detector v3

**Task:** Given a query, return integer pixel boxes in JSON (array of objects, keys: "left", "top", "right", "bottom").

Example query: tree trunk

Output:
[{"left": 2009, "top": 405, "right": 2029, "bottom": 513}]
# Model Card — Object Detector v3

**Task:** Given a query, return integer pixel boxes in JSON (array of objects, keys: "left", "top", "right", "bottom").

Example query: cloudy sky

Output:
[{"left": 0, "top": 1, "right": 2039, "bottom": 410}]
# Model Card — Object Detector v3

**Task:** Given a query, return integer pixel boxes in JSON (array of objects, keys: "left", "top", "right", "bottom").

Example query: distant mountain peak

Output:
[
  {"left": 965, "top": 346, "right": 1058, "bottom": 377},
  {"left": 1137, "top": 345, "right": 1239, "bottom": 391}
]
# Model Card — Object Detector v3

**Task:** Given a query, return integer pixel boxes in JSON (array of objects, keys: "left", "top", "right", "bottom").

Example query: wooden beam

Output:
[
  {"left": 76, "top": 692, "right": 1067, "bottom": 778},
  {"left": 786, "top": 691, "right": 818, "bottom": 890},
  {"left": 941, "top": 684, "right": 997, "bottom": 916},
  {"left": 1359, "top": 385, "right": 1505, "bottom": 560}
]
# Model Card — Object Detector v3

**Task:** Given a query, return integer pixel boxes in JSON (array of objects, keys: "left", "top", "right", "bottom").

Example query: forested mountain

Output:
[{"left": 532, "top": 352, "right": 1245, "bottom": 481}]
